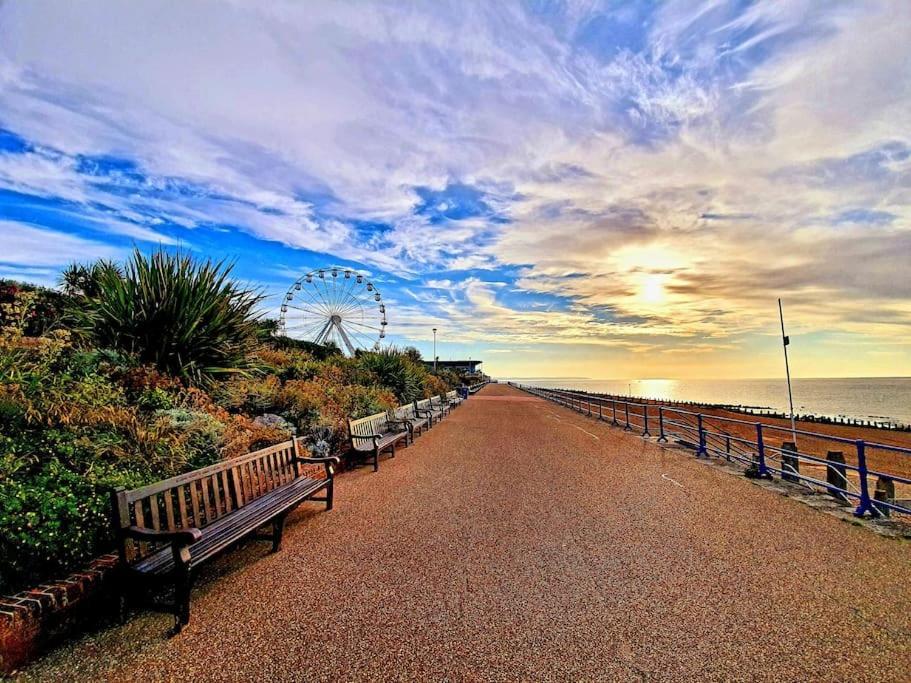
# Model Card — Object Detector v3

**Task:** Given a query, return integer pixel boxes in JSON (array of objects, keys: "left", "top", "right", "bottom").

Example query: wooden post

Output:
[
  {"left": 825, "top": 450, "right": 848, "bottom": 503},
  {"left": 781, "top": 441, "right": 799, "bottom": 483},
  {"left": 874, "top": 476, "right": 895, "bottom": 517}
]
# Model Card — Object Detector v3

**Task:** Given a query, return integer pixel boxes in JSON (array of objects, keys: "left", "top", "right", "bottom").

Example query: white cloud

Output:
[
  {"left": 0, "top": 220, "right": 125, "bottom": 267},
  {"left": 0, "top": 0, "right": 908, "bottom": 362}
]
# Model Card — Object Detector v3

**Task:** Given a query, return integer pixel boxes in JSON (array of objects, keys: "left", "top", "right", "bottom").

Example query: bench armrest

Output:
[
  {"left": 125, "top": 525, "right": 202, "bottom": 545},
  {"left": 352, "top": 432, "right": 383, "bottom": 440},
  {"left": 294, "top": 455, "right": 341, "bottom": 465},
  {"left": 386, "top": 419, "right": 411, "bottom": 428}
]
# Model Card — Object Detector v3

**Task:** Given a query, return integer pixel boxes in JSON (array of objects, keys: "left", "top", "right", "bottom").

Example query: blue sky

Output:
[{"left": 0, "top": 1, "right": 909, "bottom": 378}]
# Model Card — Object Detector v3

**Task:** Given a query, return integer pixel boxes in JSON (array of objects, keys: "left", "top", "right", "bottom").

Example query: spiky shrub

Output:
[
  {"left": 79, "top": 250, "right": 263, "bottom": 385},
  {"left": 60, "top": 260, "right": 122, "bottom": 299},
  {"left": 357, "top": 347, "right": 427, "bottom": 404}
]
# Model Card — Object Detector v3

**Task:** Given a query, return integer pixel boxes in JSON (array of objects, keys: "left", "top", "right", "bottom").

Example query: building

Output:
[{"left": 424, "top": 359, "right": 483, "bottom": 377}]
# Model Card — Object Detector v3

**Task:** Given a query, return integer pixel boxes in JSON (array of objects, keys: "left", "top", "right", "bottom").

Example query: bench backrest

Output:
[
  {"left": 415, "top": 398, "right": 433, "bottom": 412},
  {"left": 393, "top": 403, "right": 416, "bottom": 421},
  {"left": 431, "top": 394, "right": 446, "bottom": 406},
  {"left": 446, "top": 390, "right": 458, "bottom": 401},
  {"left": 112, "top": 439, "right": 307, "bottom": 564},
  {"left": 349, "top": 411, "right": 389, "bottom": 442}
]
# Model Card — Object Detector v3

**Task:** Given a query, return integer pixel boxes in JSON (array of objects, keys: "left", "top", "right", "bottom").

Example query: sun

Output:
[{"left": 641, "top": 273, "right": 666, "bottom": 304}]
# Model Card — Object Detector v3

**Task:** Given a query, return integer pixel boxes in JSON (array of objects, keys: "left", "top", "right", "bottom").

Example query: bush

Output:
[
  {"left": 0, "top": 459, "right": 148, "bottom": 592},
  {"left": 74, "top": 249, "right": 264, "bottom": 385},
  {"left": 216, "top": 374, "right": 282, "bottom": 414},
  {"left": 0, "top": 280, "right": 67, "bottom": 336},
  {"left": 357, "top": 348, "right": 429, "bottom": 404}
]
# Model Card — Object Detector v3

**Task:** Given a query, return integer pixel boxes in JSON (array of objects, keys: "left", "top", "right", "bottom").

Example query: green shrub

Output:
[
  {"left": 356, "top": 348, "right": 427, "bottom": 403},
  {"left": 74, "top": 249, "right": 264, "bottom": 385},
  {"left": 216, "top": 375, "right": 282, "bottom": 414},
  {"left": 153, "top": 408, "right": 226, "bottom": 469},
  {"left": 0, "top": 280, "right": 68, "bottom": 336},
  {"left": 0, "top": 459, "right": 150, "bottom": 594}
]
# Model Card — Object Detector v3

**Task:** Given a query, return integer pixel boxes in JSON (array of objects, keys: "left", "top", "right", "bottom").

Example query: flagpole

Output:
[{"left": 779, "top": 298, "right": 797, "bottom": 444}]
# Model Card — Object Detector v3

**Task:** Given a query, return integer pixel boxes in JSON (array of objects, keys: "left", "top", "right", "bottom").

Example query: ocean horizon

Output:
[{"left": 500, "top": 376, "right": 911, "bottom": 425}]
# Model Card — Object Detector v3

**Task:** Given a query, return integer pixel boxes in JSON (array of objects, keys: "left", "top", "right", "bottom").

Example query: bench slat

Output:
[
  {"left": 191, "top": 481, "right": 203, "bottom": 527},
  {"left": 232, "top": 466, "right": 245, "bottom": 508},
  {"left": 220, "top": 469, "right": 233, "bottom": 513},
  {"left": 201, "top": 476, "right": 215, "bottom": 522},
  {"left": 148, "top": 493, "right": 161, "bottom": 531},
  {"left": 209, "top": 474, "right": 223, "bottom": 519},
  {"left": 133, "top": 500, "right": 148, "bottom": 557},
  {"left": 164, "top": 489, "right": 176, "bottom": 529}
]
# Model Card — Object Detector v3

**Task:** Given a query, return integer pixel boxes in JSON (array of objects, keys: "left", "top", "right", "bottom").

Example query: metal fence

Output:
[{"left": 513, "top": 384, "right": 911, "bottom": 519}]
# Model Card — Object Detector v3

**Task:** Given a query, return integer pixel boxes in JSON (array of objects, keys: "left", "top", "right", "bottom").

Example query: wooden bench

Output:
[
  {"left": 348, "top": 411, "right": 409, "bottom": 471},
  {"left": 430, "top": 394, "right": 451, "bottom": 418},
  {"left": 445, "top": 389, "right": 463, "bottom": 409},
  {"left": 415, "top": 397, "right": 444, "bottom": 426},
  {"left": 391, "top": 403, "right": 429, "bottom": 441},
  {"left": 110, "top": 438, "right": 338, "bottom": 635}
]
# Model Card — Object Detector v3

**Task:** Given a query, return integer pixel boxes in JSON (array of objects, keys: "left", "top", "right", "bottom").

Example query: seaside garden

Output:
[{"left": 0, "top": 250, "right": 456, "bottom": 595}]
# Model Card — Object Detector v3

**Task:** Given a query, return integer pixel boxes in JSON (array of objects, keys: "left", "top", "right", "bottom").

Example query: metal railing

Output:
[
  {"left": 512, "top": 384, "right": 911, "bottom": 519},
  {"left": 467, "top": 381, "right": 489, "bottom": 394}
]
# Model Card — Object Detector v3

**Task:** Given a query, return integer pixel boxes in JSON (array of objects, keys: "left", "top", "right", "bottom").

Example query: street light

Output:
[{"left": 432, "top": 328, "right": 437, "bottom": 372}]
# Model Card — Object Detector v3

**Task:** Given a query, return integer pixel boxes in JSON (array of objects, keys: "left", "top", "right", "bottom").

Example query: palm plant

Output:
[
  {"left": 60, "top": 260, "right": 122, "bottom": 299},
  {"left": 357, "top": 347, "right": 425, "bottom": 403},
  {"left": 76, "top": 249, "right": 263, "bottom": 384}
]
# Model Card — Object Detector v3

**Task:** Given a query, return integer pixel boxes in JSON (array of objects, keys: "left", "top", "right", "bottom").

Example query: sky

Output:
[{"left": 0, "top": 1, "right": 909, "bottom": 379}]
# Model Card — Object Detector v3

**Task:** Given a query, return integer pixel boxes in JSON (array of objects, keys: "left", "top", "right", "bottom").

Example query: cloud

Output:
[
  {"left": 0, "top": 1, "right": 908, "bottom": 374},
  {"left": 0, "top": 220, "right": 125, "bottom": 267}
]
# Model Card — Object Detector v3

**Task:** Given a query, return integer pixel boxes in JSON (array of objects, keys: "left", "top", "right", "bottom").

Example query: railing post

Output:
[
  {"left": 612, "top": 400, "right": 618, "bottom": 425},
  {"left": 696, "top": 414, "right": 708, "bottom": 457},
  {"left": 598, "top": 399, "right": 603, "bottom": 421},
  {"left": 657, "top": 406, "right": 667, "bottom": 442},
  {"left": 588, "top": 397, "right": 592, "bottom": 417},
  {"left": 725, "top": 435, "right": 731, "bottom": 461},
  {"left": 853, "top": 440, "right": 879, "bottom": 518},
  {"left": 642, "top": 405, "right": 650, "bottom": 437},
  {"left": 745, "top": 422, "right": 771, "bottom": 478},
  {"left": 624, "top": 402, "right": 631, "bottom": 431}
]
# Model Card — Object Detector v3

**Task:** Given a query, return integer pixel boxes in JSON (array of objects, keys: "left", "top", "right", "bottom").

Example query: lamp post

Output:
[
  {"left": 778, "top": 299, "right": 797, "bottom": 445},
  {"left": 432, "top": 328, "right": 437, "bottom": 373}
]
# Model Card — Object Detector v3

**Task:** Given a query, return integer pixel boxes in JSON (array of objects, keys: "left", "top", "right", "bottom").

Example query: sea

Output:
[{"left": 500, "top": 377, "right": 911, "bottom": 425}]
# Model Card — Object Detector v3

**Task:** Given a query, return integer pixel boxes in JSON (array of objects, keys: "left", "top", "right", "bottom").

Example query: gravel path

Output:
[{"left": 20, "top": 384, "right": 911, "bottom": 682}]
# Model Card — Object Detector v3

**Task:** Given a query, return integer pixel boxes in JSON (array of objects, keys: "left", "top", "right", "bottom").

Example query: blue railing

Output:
[{"left": 512, "top": 383, "right": 911, "bottom": 519}]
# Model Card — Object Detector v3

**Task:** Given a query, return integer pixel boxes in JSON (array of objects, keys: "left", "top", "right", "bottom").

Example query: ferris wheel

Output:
[{"left": 278, "top": 268, "right": 387, "bottom": 355}]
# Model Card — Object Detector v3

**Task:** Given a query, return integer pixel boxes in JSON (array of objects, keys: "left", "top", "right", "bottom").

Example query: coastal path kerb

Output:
[{"left": 21, "top": 383, "right": 911, "bottom": 681}]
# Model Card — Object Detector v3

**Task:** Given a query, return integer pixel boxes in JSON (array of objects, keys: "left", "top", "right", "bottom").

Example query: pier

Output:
[{"left": 22, "top": 384, "right": 911, "bottom": 681}]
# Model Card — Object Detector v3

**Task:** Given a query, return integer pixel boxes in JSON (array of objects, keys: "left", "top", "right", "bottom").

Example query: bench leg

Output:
[
  {"left": 112, "top": 568, "right": 130, "bottom": 625},
  {"left": 272, "top": 514, "right": 287, "bottom": 553},
  {"left": 373, "top": 448, "right": 379, "bottom": 472},
  {"left": 326, "top": 479, "right": 334, "bottom": 511},
  {"left": 169, "top": 566, "right": 193, "bottom": 637}
]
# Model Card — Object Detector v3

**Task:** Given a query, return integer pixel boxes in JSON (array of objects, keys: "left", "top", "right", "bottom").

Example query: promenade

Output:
[{"left": 22, "top": 384, "right": 910, "bottom": 681}]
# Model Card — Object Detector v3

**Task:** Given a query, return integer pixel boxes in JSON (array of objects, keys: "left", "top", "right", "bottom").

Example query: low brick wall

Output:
[{"left": 0, "top": 554, "right": 118, "bottom": 675}]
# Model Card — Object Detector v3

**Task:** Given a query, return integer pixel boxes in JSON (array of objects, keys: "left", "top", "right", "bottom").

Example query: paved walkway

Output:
[{"left": 21, "top": 385, "right": 911, "bottom": 681}]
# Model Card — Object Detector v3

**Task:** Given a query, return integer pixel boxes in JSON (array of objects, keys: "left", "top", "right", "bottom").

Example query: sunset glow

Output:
[{"left": 0, "top": 2, "right": 908, "bottom": 379}]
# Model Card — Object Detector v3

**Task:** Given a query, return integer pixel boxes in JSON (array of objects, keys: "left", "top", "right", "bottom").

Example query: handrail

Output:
[{"left": 511, "top": 382, "right": 910, "bottom": 519}]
